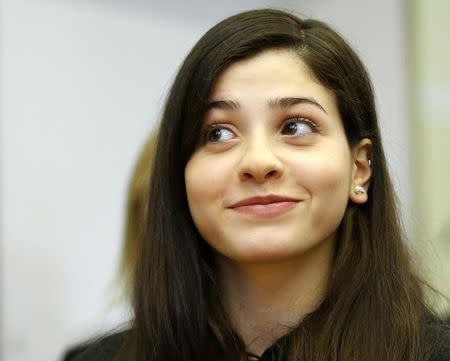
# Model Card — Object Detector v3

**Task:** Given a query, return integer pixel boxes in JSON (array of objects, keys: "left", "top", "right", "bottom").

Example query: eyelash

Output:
[
  {"left": 281, "top": 117, "right": 319, "bottom": 135},
  {"left": 202, "top": 124, "right": 235, "bottom": 144},
  {"left": 202, "top": 116, "right": 319, "bottom": 144}
]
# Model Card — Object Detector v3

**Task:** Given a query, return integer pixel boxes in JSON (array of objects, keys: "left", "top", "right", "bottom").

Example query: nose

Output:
[{"left": 238, "top": 137, "right": 284, "bottom": 183}]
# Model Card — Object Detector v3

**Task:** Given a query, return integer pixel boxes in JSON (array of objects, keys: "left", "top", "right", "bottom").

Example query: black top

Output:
[
  {"left": 66, "top": 332, "right": 125, "bottom": 361},
  {"left": 69, "top": 325, "right": 450, "bottom": 361}
]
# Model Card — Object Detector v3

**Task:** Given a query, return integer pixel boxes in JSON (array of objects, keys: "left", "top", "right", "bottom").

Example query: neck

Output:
[{"left": 218, "top": 238, "right": 335, "bottom": 356}]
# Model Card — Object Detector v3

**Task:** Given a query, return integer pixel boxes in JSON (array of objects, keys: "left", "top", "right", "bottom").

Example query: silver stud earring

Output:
[{"left": 354, "top": 185, "right": 365, "bottom": 194}]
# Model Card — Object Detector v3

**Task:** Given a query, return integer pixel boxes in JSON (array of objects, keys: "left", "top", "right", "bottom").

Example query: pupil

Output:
[
  {"left": 287, "top": 122, "right": 297, "bottom": 134},
  {"left": 209, "top": 129, "right": 222, "bottom": 141}
]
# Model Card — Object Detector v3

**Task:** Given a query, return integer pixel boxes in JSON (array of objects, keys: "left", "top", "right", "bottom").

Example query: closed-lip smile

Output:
[{"left": 228, "top": 195, "right": 299, "bottom": 217}]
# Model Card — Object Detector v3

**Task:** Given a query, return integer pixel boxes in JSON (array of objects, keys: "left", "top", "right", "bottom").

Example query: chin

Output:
[{"left": 226, "top": 243, "right": 304, "bottom": 264}]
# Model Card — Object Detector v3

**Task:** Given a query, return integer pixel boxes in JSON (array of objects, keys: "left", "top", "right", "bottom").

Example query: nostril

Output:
[{"left": 266, "top": 170, "right": 278, "bottom": 178}]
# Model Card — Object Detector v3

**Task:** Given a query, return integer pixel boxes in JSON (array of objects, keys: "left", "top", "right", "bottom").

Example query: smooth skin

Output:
[{"left": 185, "top": 48, "right": 372, "bottom": 355}]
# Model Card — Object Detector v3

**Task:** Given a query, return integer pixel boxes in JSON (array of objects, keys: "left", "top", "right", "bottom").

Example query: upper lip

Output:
[{"left": 229, "top": 195, "right": 299, "bottom": 208}]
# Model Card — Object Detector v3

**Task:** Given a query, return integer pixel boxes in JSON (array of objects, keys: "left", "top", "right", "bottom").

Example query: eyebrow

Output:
[{"left": 207, "top": 97, "right": 327, "bottom": 114}]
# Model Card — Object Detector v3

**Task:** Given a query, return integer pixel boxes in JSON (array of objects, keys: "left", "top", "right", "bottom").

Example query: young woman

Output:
[{"left": 73, "top": 8, "right": 450, "bottom": 361}]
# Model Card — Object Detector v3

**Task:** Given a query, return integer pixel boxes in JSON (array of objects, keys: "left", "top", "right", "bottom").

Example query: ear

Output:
[{"left": 349, "top": 138, "right": 373, "bottom": 204}]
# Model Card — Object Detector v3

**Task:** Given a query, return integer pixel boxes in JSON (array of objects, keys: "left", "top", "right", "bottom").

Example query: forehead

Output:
[{"left": 209, "top": 48, "right": 338, "bottom": 113}]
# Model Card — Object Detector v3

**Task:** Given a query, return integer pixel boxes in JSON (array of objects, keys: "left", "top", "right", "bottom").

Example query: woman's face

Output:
[{"left": 185, "top": 48, "right": 364, "bottom": 263}]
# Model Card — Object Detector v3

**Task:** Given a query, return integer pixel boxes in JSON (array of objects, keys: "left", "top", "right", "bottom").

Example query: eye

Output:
[
  {"left": 281, "top": 117, "right": 316, "bottom": 137},
  {"left": 204, "top": 126, "right": 235, "bottom": 143}
]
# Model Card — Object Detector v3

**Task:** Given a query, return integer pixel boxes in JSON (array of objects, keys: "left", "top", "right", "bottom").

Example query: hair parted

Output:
[{"left": 120, "top": 8, "right": 442, "bottom": 361}]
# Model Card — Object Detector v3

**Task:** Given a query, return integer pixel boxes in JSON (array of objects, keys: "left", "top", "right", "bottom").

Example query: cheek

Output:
[
  {"left": 290, "top": 150, "right": 352, "bottom": 226},
  {"left": 291, "top": 147, "right": 352, "bottom": 191},
  {"left": 305, "top": 162, "right": 350, "bottom": 191},
  {"left": 184, "top": 154, "right": 233, "bottom": 252},
  {"left": 185, "top": 154, "right": 231, "bottom": 212}
]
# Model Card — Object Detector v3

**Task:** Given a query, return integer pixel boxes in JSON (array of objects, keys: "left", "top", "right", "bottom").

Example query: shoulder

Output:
[
  {"left": 428, "top": 322, "right": 450, "bottom": 361},
  {"left": 69, "top": 330, "right": 129, "bottom": 361}
]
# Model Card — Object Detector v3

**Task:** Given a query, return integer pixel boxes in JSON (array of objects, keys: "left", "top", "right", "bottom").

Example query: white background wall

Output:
[{"left": 0, "top": 1, "right": 409, "bottom": 360}]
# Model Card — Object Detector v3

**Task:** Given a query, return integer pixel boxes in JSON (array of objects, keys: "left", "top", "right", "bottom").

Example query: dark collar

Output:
[{"left": 246, "top": 335, "right": 286, "bottom": 361}]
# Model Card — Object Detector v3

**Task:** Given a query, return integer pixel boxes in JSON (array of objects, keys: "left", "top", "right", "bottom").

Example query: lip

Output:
[{"left": 228, "top": 195, "right": 299, "bottom": 217}]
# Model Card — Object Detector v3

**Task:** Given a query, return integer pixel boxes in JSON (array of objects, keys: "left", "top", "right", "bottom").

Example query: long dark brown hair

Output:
[{"left": 121, "top": 9, "right": 444, "bottom": 361}]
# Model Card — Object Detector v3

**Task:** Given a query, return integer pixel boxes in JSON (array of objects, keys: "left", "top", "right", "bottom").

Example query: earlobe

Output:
[{"left": 349, "top": 138, "right": 373, "bottom": 204}]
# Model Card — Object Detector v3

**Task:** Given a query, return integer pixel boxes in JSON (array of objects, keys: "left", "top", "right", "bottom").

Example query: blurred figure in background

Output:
[
  {"left": 116, "top": 131, "right": 158, "bottom": 302},
  {"left": 61, "top": 131, "right": 158, "bottom": 361}
]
